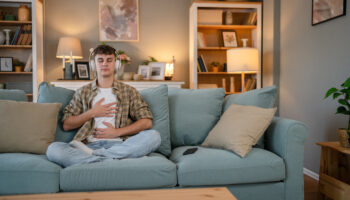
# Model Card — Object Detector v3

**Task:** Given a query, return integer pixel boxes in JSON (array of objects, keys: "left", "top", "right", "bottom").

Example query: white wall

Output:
[{"left": 280, "top": 0, "right": 350, "bottom": 173}]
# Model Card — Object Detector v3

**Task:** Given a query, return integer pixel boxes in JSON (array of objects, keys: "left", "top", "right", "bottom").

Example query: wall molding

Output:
[{"left": 303, "top": 167, "right": 319, "bottom": 180}]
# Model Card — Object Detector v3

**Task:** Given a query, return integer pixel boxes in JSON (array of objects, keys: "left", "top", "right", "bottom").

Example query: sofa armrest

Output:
[{"left": 265, "top": 117, "right": 309, "bottom": 200}]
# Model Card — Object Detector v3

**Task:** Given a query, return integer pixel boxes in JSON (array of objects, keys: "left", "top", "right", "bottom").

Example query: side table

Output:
[{"left": 317, "top": 141, "right": 350, "bottom": 200}]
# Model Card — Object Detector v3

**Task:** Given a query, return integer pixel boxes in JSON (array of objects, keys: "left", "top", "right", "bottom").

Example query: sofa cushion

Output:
[
  {"left": 60, "top": 153, "right": 177, "bottom": 191},
  {"left": 170, "top": 146, "right": 285, "bottom": 186},
  {"left": 0, "top": 100, "right": 61, "bottom": 154},
  {"left": 38, "top": 82, "right": 78, "bottom": 143},
  {"left": 202, "top": 104, "right": 276, "bottom": 157},
  {"left": 0, "top": 89, "right": 27, "bottom": 101},
  {"left": 223, "top": 85, "right": 277, "bottom": 148},
  {"left": 139, "top": 85, "right": 171, "bottom": 156},
  {"left": 168, "top": 88, "right": 225, "bottom": 147},
  {"left": 0, "top": 153, "right": 61, "bottom": 195}
]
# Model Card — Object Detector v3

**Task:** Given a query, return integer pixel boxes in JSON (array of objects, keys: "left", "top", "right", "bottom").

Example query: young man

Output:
[{"left": 46, "top": 45, "right": 161, "bottom": 167}]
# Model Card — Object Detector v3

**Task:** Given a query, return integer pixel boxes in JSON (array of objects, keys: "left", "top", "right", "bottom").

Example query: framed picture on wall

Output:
[
  {"left": 75, "top": 62, "right": 90, "bottom": 80},
  {"left": 222, "top": 31, "right": 238, "bottom": 47},
  {"left": 99, "top": 0, "right": 139, "bottom": 41},
  {"left": 149, "top": 62, "right": 165, "bottom": 80},
  {"left": 0, "top": 57, "right": 13, "bottom": 72},
  {"left": 137, "top": 65, "right": 151, "bottom": 80},
  {"left": 312, "top": 0, "right": 347, "bottom": 25}
]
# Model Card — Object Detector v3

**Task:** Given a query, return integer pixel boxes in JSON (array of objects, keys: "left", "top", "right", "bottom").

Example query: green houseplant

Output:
[{"left": 325, "top": 77, "right": 350, "bottom": 147}]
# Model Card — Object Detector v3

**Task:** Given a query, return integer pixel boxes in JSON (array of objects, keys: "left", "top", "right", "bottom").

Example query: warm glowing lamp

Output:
[
  {"left": 226, "top": 48, "right": 258, "bottom": 72},
  {"left": 165, "top": 56, "right": 175, "bottom": 80}
]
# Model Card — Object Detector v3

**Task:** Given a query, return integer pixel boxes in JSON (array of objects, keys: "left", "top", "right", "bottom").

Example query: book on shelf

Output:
[
  {"left": 197, "top": 57, "right": 206, "bottom": 72},
  {"left": 244, "top": 78, "right": 256, "bottom": 91},
  {"left": 197, "top": 32, "right": 207, "bottom": 48},
  {"left": 199, "top": 54, "right": 208, "bottom": 72},
  {"left": 21, "top": 25, "right": 32, "bottom": 45},
  {"left": 25, "top": 25, "right": 32, "bottom": 45},
  {"left": 197, "top": 62, "right": 202, "bottom": 72},
  {"left": 24, "top": 53, "right": 32, "bottom": 72},
  {"left": 247, "top": 12, "right": 257, "bottom": 25},
  {"left": 11, "top": 26, "right": 21, "bottom": 45}
]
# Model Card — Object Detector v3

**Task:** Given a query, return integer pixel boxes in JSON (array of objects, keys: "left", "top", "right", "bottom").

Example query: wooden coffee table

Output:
[{"left": 0, "top": 187, "right": 237, "bottom": 200}]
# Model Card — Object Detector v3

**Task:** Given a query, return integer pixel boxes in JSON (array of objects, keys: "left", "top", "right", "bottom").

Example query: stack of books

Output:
[{"left": 10, "top": 25, "right": 32, "bottom": 45}]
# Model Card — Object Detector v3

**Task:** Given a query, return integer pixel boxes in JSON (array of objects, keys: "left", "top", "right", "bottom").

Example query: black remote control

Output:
[{"left": 183, "top": 147, "right": 198, "bottom": 155}]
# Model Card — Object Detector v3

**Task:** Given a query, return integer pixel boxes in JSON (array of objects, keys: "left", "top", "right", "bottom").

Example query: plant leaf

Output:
[
  {"left": 333, "top": 92, "right": 342, "bottom": 99},
  {"left": 336, "top": 106, "right": 347, "bottom": 115},
  {"left": 338, "top": 99, "right": 348, "bottom": 106},
  {"left": 325, "top": 88, "right": 338, "bottom": 98},
  {"left": 342, "top": 77, "right": 350, "bottom": 87}
]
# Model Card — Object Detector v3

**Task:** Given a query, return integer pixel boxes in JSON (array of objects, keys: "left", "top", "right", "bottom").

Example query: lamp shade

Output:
[
  {"left": 56, "top": 37, "right": 83, "bottom": 59},
  {"left": 227, "top": 48, "right": 259, "bottom": 72}
]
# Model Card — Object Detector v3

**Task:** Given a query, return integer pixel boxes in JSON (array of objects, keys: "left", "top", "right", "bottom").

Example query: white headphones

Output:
[{"left": 89, "top": 45, "right": 120, "bottom": 76}]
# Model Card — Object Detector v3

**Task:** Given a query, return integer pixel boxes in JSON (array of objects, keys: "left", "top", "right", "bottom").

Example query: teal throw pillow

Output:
[
  {"left": 139, "top": 85, "right": 171, "bottom": 157},
  {"left": 38, "top": 82, "right": 77, "bottom": 142},
  {"left": 223, "top": 85, "right": 277, "bottom": 148},
  {"left": 168, "top": 88, "right": 225, "bottom": 148}
]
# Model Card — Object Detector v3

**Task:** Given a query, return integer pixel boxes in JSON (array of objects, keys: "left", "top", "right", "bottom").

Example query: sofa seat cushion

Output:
[
  {"left": 170, "top": 146, "right": 285, "bottom": 186},
  {"left": 60, "top": 153, "right": 177, "bottom": 192},
  {"left": 0, "top": 153, "right": 61, "bottom": 195}
]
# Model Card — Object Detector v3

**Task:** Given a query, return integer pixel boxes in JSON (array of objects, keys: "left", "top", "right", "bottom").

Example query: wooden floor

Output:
[{"left": 304, "top": 175, "right": 322, "bottom": 200}]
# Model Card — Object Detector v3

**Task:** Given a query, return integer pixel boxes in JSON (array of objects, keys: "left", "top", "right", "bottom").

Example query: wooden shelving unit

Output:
[
  {"left": 0, "top": 45, "right": 32, "bottom": 49},
  {"left": 0, "top": 0, "right": 44, "bottom": 102},
  {"left": 0, "top": 20, "right": 32, "bottom": 25},
  {"left": 189, "top": 1, "right": 262, "bottom": 93},
  {"left": 0, "top": 72, "right": 32, "bottom": 75}
]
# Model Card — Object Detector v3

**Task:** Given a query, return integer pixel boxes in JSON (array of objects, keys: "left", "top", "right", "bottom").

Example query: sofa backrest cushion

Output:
[
  {"left": 0, "top": 89, "right": 27, "bottom": 101},
  {"left": 168, "top": 88, "right": 225, "bottom": 148},
  {"left": 38, "top": 82, "right": 77, "bottom": 143},
  {"left": 0, "top": 100, "right": 61, "bottom": 154},
  {"left": 139, "top": 85, "right": 171, "bottom": 157},
  {"left": 222, "top": 85, "right": 277, "bottom": 148}
]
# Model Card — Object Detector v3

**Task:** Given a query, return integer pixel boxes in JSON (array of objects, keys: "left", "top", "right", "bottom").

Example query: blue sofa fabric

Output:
[
  {"left": 0, "top": 89, "right": 27, "bottom": 101},
  {"left": 168, "top": 88, "right": 225, "bottom": 147},
  {"left": 37, "top": 82, "right": 77, "bottom": 142},
  {"left": 139, "top": 85, "right": 171, "bottom": 156},
  {"left": 265, "top": 117, "right": 309, "bottom": 200},
  {"left": 170, "top": 146, "right": 285, "bottom": 186},
  {"left": 0, "top": 153, "right": 61, "bottom": 194},
  {"left": 60, "top": 153, "right": 177, "bottom": 191}
]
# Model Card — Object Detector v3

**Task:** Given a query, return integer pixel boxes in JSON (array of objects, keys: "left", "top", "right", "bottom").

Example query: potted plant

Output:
[
  {"left": 325, "top": 77, "right": 350, "bottom": 147},
  {"left": 210, "top": 62, "right": 220, "bottom": 72},
  {"left": 114, "top": 50, "right": 131, "bottom": 80},
  {"left": 13, "top": 59, "right": 25, "bottom": 72}
]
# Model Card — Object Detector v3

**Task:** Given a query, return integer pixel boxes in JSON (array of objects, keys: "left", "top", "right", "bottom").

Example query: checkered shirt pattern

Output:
[{"left": 62, "top": 79, "right": 153, "bottom": 142}]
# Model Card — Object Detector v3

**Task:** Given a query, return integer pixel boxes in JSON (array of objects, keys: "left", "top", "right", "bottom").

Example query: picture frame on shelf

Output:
[
  {"left": 99, "top": 0, "right": 139, "bottom": 41},
  {"left": 149, "top": 62, "right": 166, "bottom": 80},
  {"left": 0, "top": 57, "right": 13, "bottom": 72},
  {"left": 222, "top": 31, "right": 238, "bottom": 47},
  {"left": 75, "top": 61, "right": 90, "bottom": 80},
  {"left": 137, "top": 65, "right": 151, "bottom": 80},
  {"left": 312, "top": 0, "right": 346, "bottom": 26}
]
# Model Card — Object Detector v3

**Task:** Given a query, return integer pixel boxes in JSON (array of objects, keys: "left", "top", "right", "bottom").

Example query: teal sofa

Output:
[{"left": 0, "top": 85, "right": 308, "bottom": 200}]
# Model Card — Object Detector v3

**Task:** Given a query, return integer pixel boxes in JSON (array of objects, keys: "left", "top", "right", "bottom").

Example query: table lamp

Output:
[
  {"left": 56, "top": 37, "right": 83, "bottom": 79},
  {"left": 226, "top": 47, "right": 258, "bottom": 72},
  {"left": 165, "top": 56, "right": 175, "bottom": 80}
]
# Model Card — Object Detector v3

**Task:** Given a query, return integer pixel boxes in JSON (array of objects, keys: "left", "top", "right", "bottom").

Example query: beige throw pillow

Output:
[
  {"left": 0, "top": 100, "right": 61, "bottom": 154},
  {"left": 202, "top": 104, "right": 276, "bottom": 157}
]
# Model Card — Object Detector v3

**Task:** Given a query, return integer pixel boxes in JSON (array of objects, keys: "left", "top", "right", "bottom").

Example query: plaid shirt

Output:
[{"left": 62, "top": 79, "right": 153, "bottom": 142}]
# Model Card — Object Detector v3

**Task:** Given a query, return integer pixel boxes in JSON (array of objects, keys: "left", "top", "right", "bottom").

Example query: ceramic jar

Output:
[
  {"left": 338, "top": 129, "right": 350, "bottom": 148},
  {"left": 18, "top": 5, "right": 30, "bottom": 21}
]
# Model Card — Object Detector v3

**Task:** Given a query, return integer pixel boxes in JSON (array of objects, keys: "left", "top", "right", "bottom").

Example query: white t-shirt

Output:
[{"left": 87, "top": 87, "right": 123, "bottom": 143}]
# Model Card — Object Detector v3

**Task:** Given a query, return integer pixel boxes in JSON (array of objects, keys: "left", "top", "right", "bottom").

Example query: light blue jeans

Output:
[{"left": 46, "top": 130, "right": 161, "bottom": 168}]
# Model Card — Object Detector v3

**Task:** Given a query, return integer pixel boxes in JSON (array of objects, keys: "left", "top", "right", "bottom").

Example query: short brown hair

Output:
[{"left": 92, "top": 45, "right": 116, "bottom": 58}]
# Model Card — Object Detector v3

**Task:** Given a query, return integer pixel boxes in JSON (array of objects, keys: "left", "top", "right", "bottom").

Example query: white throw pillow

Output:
[{"left": 202, "top": 104, "right": 276, "bottom": 157}]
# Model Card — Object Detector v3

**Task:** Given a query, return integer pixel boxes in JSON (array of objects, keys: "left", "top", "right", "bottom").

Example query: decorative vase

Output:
[
  {"left": 3, "top": 29, "right": 11, "bottom": 45},
  {"left": 18, "top": 5, "right": 30, "bottom": 21},
  {"left": 337, "top": 129, "right": 350, "bottom": 148},
  {"left": 64, "top": 63, "right": 74, "bottom": 80},
  {"left": 115, "top": 60, "right": 125, "bottom": 80},
  {"left": 0, "top": 31, "right": 5, "bottom": 45}
]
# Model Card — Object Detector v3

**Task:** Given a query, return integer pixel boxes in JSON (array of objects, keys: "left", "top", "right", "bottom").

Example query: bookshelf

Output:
[
  {"left": 189, "top": 0, "right": 262, "bottom": 93},
  {"left": 0, "top": 0, "right": 44, "bottom": 102}
]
